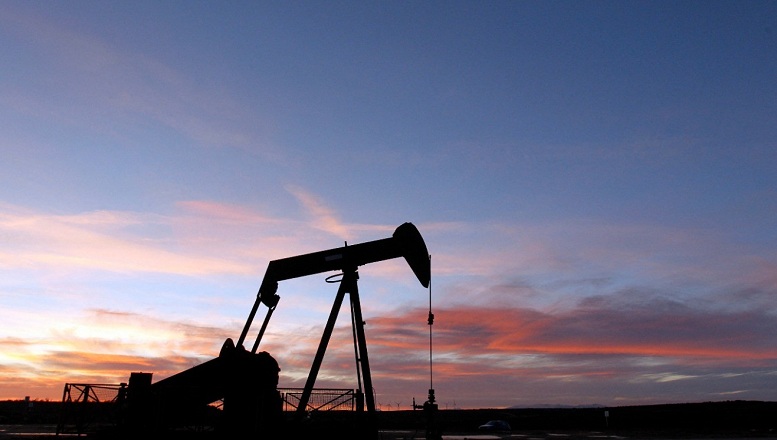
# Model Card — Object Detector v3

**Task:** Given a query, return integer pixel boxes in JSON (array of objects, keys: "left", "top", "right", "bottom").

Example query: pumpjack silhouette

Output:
[{"left": 106, "top": 223, "right": 439, "bottom": 439}]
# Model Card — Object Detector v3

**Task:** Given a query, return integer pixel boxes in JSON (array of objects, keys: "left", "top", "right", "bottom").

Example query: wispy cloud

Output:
[
  {"left": 0, "top": 203, "right": 250, "bottom": 275},
  {"left": 0, "top": 4, "right": 280, "bottom": 159},
  {"left": 1, "top": 192, "right": 775, "bottom": 405},
  {"left": 285, "top": 185, "right": 353, "bottom": 241}
]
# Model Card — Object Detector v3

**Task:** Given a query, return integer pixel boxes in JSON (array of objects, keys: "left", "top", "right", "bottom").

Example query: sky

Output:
[{"left": 1, "top": 0, "right": 776, "bottom": 410}]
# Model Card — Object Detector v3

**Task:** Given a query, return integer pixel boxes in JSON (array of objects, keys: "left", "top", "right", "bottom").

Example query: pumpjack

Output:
[{"left": 114, "top": 222, "right": 434, "bottom": 439}]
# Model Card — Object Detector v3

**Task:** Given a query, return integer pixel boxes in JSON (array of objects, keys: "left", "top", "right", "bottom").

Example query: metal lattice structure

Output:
[
  {"left": 56, "top": 383, "right": 124, "bottom": 435},
  {"left": 56, "top": 382, "right": 357, "bottom": 436},
  {"left": 279, "top": 387, "right": 356, "bottom": 412}
]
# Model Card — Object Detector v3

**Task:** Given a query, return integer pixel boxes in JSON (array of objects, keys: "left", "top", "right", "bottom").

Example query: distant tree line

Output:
[{"left": 0, "top": 399, "right": 62, "bottom": 424}]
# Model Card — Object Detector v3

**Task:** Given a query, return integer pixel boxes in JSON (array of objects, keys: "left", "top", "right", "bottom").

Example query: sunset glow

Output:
[{"left": 1, "top": 1, "right": 776, "bottom": 409}]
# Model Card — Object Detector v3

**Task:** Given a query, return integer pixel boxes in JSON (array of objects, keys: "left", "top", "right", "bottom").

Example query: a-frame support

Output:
[{"left": 296, "top": 267, "right": 376, "bottom": 418}]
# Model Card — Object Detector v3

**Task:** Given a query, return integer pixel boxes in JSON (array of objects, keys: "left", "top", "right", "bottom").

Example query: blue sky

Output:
[{"left": 1, "top": 1, "right": 776, "bottom": 409}]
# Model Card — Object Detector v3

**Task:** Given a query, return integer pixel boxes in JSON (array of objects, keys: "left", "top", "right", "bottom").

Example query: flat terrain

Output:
[
  {"left": 0, "top": 425, "right": 774, "bottom": 440},
  {"left": 1, "top": 400, "right": 775, "bottom": 439}
]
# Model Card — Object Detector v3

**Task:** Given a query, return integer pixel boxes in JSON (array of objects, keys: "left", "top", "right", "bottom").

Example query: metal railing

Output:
[
  {"left": 279, "top": 387, "right": 356, "bottom": 412},
  {"left": 56, "top": 382, "right": 357, "bottom": 435}
]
